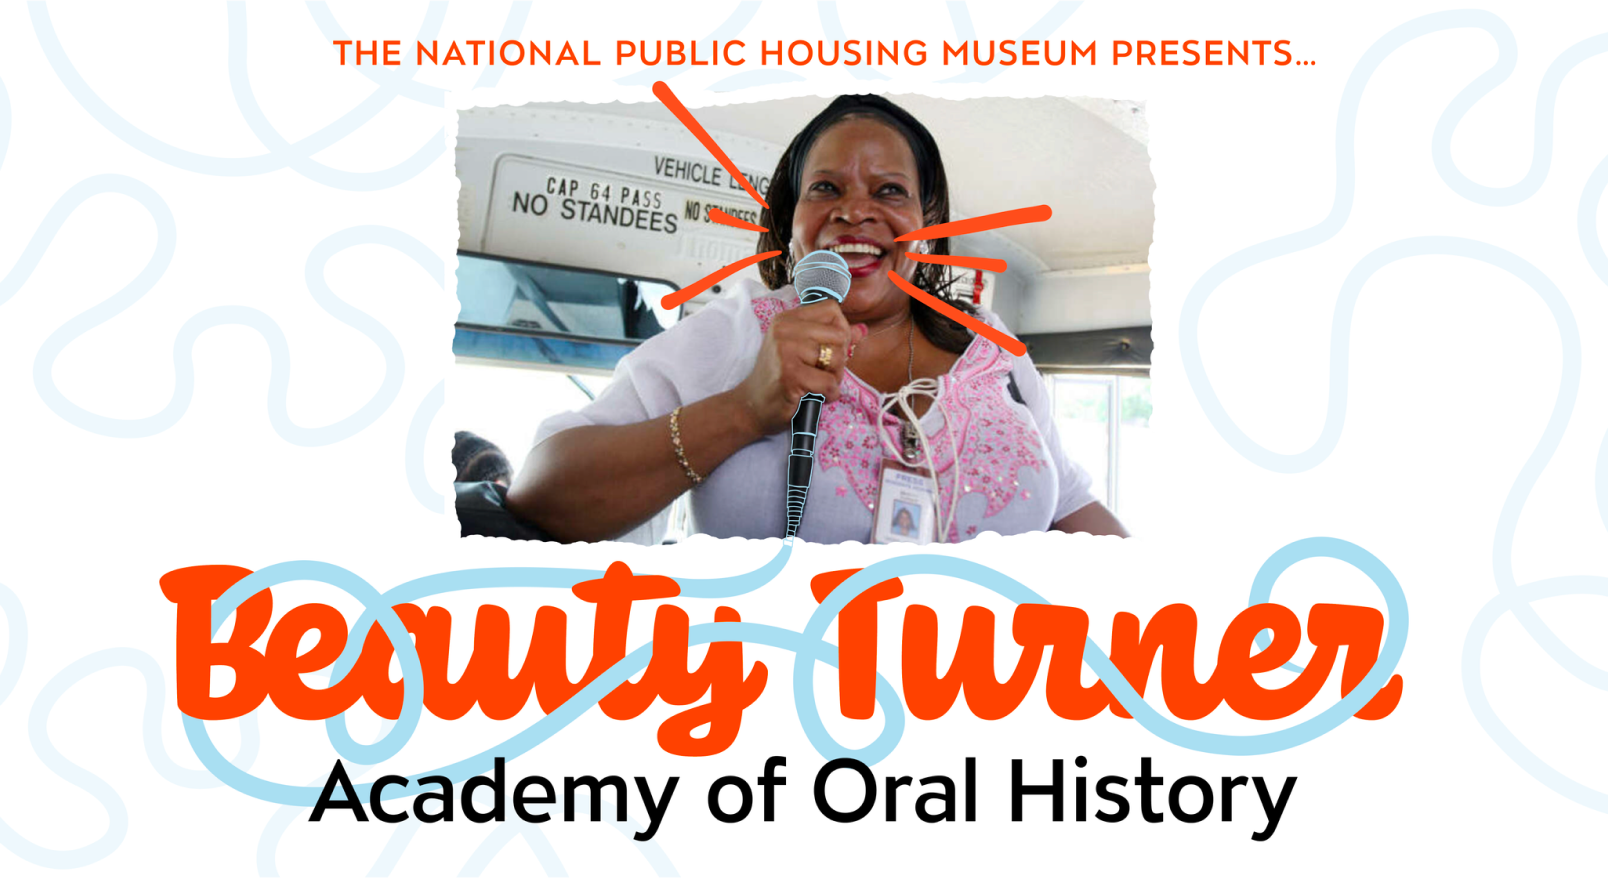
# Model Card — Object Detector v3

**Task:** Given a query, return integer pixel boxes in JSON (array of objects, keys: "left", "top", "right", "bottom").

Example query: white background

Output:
[{"left": 0, "top": 2, "right": 1604, "bottom": 876}]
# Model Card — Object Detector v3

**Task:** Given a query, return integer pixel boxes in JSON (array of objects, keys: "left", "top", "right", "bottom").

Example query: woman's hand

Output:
[
  {"left": 508, "top": 300, "right": 865, "bottom": 542},
  {"left": 735, "top": 302, "right": 865, "bottom": 435}
]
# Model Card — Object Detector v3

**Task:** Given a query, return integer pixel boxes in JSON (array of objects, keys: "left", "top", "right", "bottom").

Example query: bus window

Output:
[
  {"left": 453, "top": 251, "right": 681, "bottom": 372},
  {"left": 1047, "top": 374, "right": 1153, "bottom": 534}
]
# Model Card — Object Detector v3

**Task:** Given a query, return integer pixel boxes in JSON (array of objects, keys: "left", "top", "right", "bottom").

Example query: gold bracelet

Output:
[{"left": 669, "top": 405, "right": 704, "bottom": 486}]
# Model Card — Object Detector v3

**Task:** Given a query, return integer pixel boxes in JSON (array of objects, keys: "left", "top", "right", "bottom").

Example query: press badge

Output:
[{"left": 873, "top": 458, "right": 938, "bottom": 545}]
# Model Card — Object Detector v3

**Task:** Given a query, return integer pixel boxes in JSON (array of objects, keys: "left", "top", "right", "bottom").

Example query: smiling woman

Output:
[{"left": 503, "top": 94, "right": 1128, "bottom": 544}]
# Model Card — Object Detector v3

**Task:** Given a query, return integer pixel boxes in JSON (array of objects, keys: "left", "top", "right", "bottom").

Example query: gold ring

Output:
[{"left": 816, "top": 343, "right": 833, "bottom": 370}]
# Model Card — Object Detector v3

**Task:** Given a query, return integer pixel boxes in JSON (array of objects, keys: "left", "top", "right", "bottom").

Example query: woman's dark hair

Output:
[
  {"left": 756, "top": 94, "right": 977, "bottom": 354},
  {"left": 453, "top": 430, "right": 513, "bottom": 485}
]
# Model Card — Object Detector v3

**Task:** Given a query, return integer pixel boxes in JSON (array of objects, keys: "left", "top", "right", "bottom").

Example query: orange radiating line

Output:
[
  {"left": 888, "top": 270, "right": 1026, "bottom": 356},
  {"left": 652, "top": 81, "right": 769, "bottom": 210},
  {"left": 708, "top": 207, "right": 769, "bottom": 233},
  {"left": 895, "top": 205, "right": 1052, "bottom": 241},
  {"left": 905, "top": 253, "right": 1008, "bottom": 273},
  {"left": 661, "top": 251, "right": 783, "bottom": 310}
]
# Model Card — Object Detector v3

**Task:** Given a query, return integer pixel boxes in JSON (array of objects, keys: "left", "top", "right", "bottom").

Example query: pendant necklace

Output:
[
  {"left": 899, "top": 323, "right": 921, "bottom": 462},
  {"left": 849, "top": 313, "right": 910, "bottom": 359}
]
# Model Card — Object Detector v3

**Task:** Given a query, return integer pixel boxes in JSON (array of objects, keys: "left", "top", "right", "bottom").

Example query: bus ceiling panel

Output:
[
  {"left": 457, "top": 97, "right": 1152, "bottom": 279},
  {"left": 471, "top": 149, "right": 774, "bottom": 287},
  {"left": 1022, "top": 327, "right": 1152, "bottom": 371},
  {"left": 455, "top": 252, "right": 678, "bottom": 343},
  {"left": 458, "top": 106, "right": 784, "bottom": 172},
  {"left": 452, "top": 324, "right": 640, "bottom": 373},
  {"left": 1015, "top": 267, "right": 1151, "bottom": 335}
]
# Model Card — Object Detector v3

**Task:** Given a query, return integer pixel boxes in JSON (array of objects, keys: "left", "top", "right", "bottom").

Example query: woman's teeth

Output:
[{"left": 829, "top": 243, "right": 885, "bottom": 257}]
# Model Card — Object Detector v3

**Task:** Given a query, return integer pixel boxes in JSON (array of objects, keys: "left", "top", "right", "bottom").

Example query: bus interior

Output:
[{"left": 448, "top": 95, "right": 1154, "bottom": 539}]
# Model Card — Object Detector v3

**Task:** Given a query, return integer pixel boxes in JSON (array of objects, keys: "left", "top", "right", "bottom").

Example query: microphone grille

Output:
[{"left": 792, "top": 250, "right": 852, "bottom": 305}]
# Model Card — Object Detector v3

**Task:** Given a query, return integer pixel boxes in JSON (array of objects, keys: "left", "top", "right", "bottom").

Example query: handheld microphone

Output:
[{"left": 784, "top": 250, "right": 853, "bottom": 543}]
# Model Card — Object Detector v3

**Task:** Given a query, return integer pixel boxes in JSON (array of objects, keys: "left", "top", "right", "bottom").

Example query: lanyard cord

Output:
[{"left": 878, "top": 378, "right": 963, "bottom": 543}]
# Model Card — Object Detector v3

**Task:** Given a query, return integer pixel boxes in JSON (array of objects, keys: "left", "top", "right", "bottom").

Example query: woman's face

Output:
[
  {"left": 894, "top": 504, "right": 919, "bottom": 533},
  {"left": 790, "top": 116, "right": 926, "bottom": 320}
]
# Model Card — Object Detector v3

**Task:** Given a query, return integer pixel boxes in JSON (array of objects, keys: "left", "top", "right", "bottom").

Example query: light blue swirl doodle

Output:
[
  {"left": 367, "top": 823, "right": 419, "bottom": 877},
  {"left": 183, "top": 537, "right": 1401, "bottom": 806},
  {"left": 305, "top": 549, "right": 788, "bottom": 766},
  {"left": 459, "top": 825, "right": 565, "bottom": 877},
  {"left": 227, "top": 5, "right": 445, "bottom": 193},
  {"left": 22, "top": 215, "right": 440, "bottom": 444},
  {"left": 1175, "top": 9, "right": 1608, "bottom": 811},
  {"left": 1350, "top": 27, "right": 1608, "bottom": 784},
  {"left": 320, "top": 563, "right": 616, "bottom": 765},
  {"left": 58, "top": 649, "right": 260, "bottom": 790},
  {"left": 0, "top": 646, "right": 259, "bottom": 868},
  {"left": 819, "top": 2, "right": 889, "bottom": 82},
  {"left": 36, "top": 303, "right": 261, "bottom": 438},
  {"left": 29, "top": 2, "right": 443, "bottom": 189},
  {"left": 1139, "top": 537, "right": 1404, "bottom": 756},
  {"left": 0, "top": 583, "right": 25, "bottom": 707},
  {"left": 459, "top": 790, "right": 673, "bottom": 877},
  {"left": 0, "top": 652, "right": 129, "bottom": 868},
  {"left": 259, "top": 786, "right": 335, "bottom": 876},
  {"left": 1433, "top": 33, "right": 1608, "bottom": 206},
  {"left": 791, "top": 556, "right": 1036, "bottom": 763},
  {"left": 709, "top": 69, "right": 806, "bottom": 92},
  {"left": 200, "top": 560, "right": 427, "bottom": 774},
  {"left": 1584, "top": 154, "right": 1608, "bottom": 293},
  {"left": 1464, "top": 575, "right": 1608, "bottom": 813},
  {"left": 1197, "top": 236, "right": 1589, "bottom": 704},
  {"left": 804, "top": 538, "right": 1403, "bottom": 758},
  {"left": 0, "top": 175, "right": 170, "bottom": 311},
  {"left": 1226, "top": 237, "right": 1583, "bottom": 592},
  {"left": 304, "top": 1, "right": 449, "bottom": 107},
  {"left": 1588, "top": 156, "right": 1608, "bottom": 540},
  {"left": 406, "top": 380, "right": 448, "bottom": 513},
  {"left": 187, "top": 615, "right": 904, "bottom": 805},
  {"left": 316, "top": 550, "right": 795, "bottom": 766},
  {"left": 616, "top": 2, "right": 759, "bottom": 87},
  {"left": 255, "top": 711, "right": 398, "bottom": 877},
  {"left": 258, "top": 776, "right": 334, "bottom": 876},
  {"left": 677, "top": 542, "right": 796, "bottom": 597},
  {"left": 287, "top": 225, "right": 442, "bottom": 446},
  {"left": 1427, "top": 239, "right": 1608, "bottom": 696},
  {"left": 938, "top": 1, "right": 1080, "bottom": 85},
  {"left": 0, "top": 75, "right": 9, "bottom": 173},
  {"left": 1436, "top": 231, "right": 1608, "bottom": 813},
  {"left": 1180, "top": 10, "right": 1523, "bottom": 474},
  {"left": 181, "top": 556, "right": 896, "bottom": 798},
  {"left": 471, "top": 2, "right": 534, "bottom": 90},
  {"left": 946, "top": 3, "right": 977, "bottom": 43},
  {"left": 0, "top": 584, "right": 259, "bottom": 869}
]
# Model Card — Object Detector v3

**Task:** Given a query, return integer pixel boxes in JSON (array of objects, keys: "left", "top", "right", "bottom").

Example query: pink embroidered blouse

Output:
[{"left": 535, "top": 280, "right": 1097, "bottom": 544}]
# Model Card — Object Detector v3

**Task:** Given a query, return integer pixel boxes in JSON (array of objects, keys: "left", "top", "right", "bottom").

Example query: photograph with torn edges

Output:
[{"left": 448, "top": 94, "right": 1153, "bottom": 544}]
